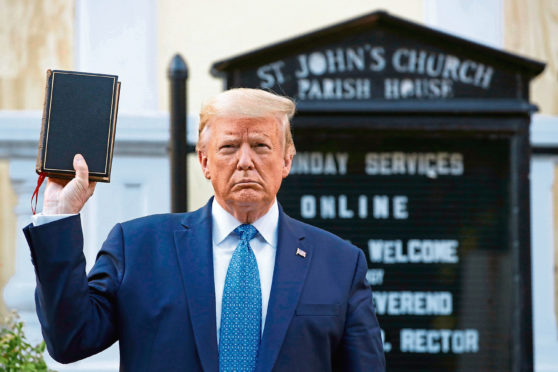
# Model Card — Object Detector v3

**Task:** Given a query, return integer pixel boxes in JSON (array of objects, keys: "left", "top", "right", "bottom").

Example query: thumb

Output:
[{"left": 73, "top": 154, "right": 89, "bottom": 185}]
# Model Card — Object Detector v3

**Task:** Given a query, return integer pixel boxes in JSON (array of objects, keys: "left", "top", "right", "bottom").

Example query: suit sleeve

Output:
[
  {"left": 334, "top": 249, "right": 386, "bottom": 372},
  {"left": 23, "top": 214, "right": 125, "bottom": 364}
]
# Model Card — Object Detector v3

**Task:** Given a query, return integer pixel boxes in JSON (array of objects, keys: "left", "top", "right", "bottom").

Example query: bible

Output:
[{"left": 36, "top": 69, "right": 121, "bottom": 182}]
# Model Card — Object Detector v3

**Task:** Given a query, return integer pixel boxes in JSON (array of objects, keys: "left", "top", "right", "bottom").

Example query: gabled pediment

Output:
[{"left": 212, "top": 11, "right": 544, "bottom": 105}]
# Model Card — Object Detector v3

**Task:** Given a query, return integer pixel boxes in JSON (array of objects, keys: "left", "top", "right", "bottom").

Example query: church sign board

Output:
[{"left": 211, "top": 11, "right": 545, "bottom": 371}]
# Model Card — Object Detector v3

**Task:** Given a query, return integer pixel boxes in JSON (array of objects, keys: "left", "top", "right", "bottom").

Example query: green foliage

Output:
[{"left": 0, "top": 312, "right": 55, "bottom": 372}]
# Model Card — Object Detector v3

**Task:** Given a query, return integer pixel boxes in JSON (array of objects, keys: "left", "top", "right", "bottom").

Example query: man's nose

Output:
[{"left": 237, "top": 143, "right": 254, "bottom": 170}]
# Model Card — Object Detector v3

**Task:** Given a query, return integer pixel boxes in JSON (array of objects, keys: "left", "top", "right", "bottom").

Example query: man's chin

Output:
[
  {"left": 232, "top": 190, "right": 262, "bottom": 204},
  {"left": 228, "top": 190, "right": 271, "bottom": 208}
]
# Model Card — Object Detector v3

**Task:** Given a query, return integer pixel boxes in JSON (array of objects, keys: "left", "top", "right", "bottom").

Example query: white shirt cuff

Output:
[{"left": 32, "top": 213, "right": 77, "bottom": 226}]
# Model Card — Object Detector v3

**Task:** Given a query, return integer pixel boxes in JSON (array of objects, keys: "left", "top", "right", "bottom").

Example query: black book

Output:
[{"left": 36, "top": 69, "right": 121, "bottom": 182}]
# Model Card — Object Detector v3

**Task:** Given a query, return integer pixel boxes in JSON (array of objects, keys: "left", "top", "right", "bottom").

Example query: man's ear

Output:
[
  {"left": 282, "top": 152, "right": 293, "bottom": 179},
  {"left": 198, "top": 150, "right": 211, "bottom": 179}
]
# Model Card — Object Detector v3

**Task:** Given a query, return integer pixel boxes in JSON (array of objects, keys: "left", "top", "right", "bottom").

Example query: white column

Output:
[
  {"left": 75, "top": 0, "right": 158, "bottom": 113},
  {"left": 531, "top": 115, "right": 558, "bottom": 371},
  {"left": 531, "top": 157, "right": 558, "bottom": 372},
  {"left": 3, "top": 159, "right": 43, "bottom": 344},
  {"left": 424, "top": 0, "right": 503, "bottom": 48}
]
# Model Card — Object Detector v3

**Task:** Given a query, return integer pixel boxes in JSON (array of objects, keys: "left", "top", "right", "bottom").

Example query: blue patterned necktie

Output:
[{"left": 219, "top": 224, "right": 261, "bottom": 372}]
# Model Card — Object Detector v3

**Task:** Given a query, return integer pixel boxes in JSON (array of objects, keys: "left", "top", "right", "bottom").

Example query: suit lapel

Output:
[
  {"left": 174, "top": 200, "right": 219, "bottom": 372},
  {"left": 256, "top": 209, "right": 311, "bottom": 372}
]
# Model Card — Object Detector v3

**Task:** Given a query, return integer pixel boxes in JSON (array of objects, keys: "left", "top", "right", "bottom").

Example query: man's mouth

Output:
[{"left": 234, "top": 180, "right": 260, "bottom": 187}]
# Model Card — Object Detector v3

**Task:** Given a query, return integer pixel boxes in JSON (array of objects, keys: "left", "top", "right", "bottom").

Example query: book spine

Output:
[
  {"left": 36, "top": 69, "right": 52, "bottom": 175},
  {"left": 105, "top": 81, "right": 121, "bottom": 183}
]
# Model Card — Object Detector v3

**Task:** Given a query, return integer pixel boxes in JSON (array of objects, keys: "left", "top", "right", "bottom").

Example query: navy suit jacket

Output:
[{"left": 24, "top": 199, "right": 385, "bottom": 371}]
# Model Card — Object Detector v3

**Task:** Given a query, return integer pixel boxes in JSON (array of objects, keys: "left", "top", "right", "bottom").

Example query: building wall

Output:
[
  {"left": 505, "top": 0, "right": 558, "bottom": 115},
  {"left": 0, "top": 0, "right": 74, "bottom": 110},
  {"left": 504, "top": 0, "right": 558, "bottom": 358},
  {"left": 555, "top": 165, "right": 558, "bottom": 324},
  {"left": 0, "top": 161, "right": 17, "bottom": 320},
  {"left": 0, "top": 0, "right": 74, "bottom": 323}
]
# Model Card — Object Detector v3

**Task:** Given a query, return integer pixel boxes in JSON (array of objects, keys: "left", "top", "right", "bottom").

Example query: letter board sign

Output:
[
  {"left": 211, "top": 11, "right": 544, "bottom": 371},
  {"left": 279, "top": 128, "right": 511, "bottom": 370}
]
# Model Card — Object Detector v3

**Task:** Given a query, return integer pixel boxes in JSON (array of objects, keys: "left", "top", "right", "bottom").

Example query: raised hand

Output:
[{"left": 42, "top": 154, "right": 97, "bottom": 215}]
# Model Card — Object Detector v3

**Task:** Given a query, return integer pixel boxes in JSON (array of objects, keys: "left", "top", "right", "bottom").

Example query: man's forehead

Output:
[
  {"left": 220, "top": 130, "right": 272, "bottom": 137},
  {"left": 211, "top": 117, "right": 280, "bottom": 135},
  {"left": 212, "top": 115, "right": 279, "bottom": 126}
]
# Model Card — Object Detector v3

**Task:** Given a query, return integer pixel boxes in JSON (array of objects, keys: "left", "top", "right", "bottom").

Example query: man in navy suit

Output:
[{"left": 24, "top": 88, "right": 385, "bottom": 371}]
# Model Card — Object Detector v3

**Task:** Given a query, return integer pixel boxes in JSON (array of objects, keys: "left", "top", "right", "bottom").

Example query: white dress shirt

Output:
[
  {"left": 32, "top": 213, "right": 75, "bottom": 226},
  {"left": 212, "top": 198, "right": 278, "bottom": 343}
]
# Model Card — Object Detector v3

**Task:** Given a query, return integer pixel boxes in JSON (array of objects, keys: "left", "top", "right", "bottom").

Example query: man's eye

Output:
[{"left": 256, "top": 143, "right": 270, "bottom": 148}]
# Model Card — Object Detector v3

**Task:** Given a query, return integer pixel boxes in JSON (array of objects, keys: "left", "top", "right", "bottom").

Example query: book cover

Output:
[{"left": 36, "top": 69, "right": 121, "bottom": 182}]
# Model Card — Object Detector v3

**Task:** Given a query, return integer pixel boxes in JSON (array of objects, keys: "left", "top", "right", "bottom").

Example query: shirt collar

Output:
[{"left": 211, "top": 198, "right": 279, "bottom": 248}]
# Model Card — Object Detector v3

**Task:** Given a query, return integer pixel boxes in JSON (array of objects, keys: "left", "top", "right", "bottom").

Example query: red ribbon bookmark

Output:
[{"left": 31, "top": 172, "right": 46, "bottom": 215}]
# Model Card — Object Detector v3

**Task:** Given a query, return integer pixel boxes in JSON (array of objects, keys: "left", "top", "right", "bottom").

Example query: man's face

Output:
[{"left": 198, "top": 116, "right": 293, "bottom": 221}]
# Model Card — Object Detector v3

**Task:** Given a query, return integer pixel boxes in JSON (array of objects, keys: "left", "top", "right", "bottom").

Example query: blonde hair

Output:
[{"left": 197, "top": 88, "right": 296, "bottom": 156}]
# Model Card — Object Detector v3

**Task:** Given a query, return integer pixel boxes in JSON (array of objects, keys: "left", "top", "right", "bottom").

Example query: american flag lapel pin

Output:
[{"left": 296, "top": 248, "right": 307, "bottom": 258}]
